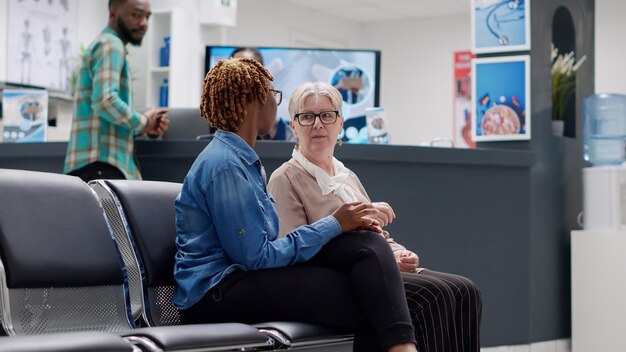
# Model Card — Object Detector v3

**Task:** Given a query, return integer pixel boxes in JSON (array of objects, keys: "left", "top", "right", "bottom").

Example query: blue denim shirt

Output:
[{"left": 173, "top": 130, "right": 342, "bottom": 309}]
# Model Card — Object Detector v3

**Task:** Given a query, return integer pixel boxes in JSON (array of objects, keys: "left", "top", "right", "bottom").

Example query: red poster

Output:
[{"left": 453, "top": 51, "right": 476, "bottom": 148}]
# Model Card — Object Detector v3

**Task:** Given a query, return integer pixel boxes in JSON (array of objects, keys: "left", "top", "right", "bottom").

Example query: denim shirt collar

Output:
[{"left": 214, "top": 130, "right": 260, "bottom": 166}]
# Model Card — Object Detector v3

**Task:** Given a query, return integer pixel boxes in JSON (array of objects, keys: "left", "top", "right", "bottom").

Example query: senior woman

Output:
[
  {"left": 173, "top": 58, "right": 418, "bottom": 352},
  {"left": 267, "top": 82, "right": 482, "bottom": 352}
]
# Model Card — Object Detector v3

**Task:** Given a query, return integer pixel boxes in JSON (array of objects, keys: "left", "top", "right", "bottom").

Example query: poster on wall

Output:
[
  {"left": 6, "top": 0, "right": 79, "bottom": 93},
  {"left": 471, "top": 55, "right": 530, "bottom": 142},
  {"left": 1, "top": 89, "right": 48, "bottom": 143},
  {"left": 471, "top": 0, "right": 530, "bottom": 54},
  {"left": 453, "top": 51, "right": 476, "bottom": 149}
]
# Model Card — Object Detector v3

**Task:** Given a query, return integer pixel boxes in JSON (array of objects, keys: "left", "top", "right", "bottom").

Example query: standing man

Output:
[{"left": 64, "top": 0, "right": 169, "bottom": 182}]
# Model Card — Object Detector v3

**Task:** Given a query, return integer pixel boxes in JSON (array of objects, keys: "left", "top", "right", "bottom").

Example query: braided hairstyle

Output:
[{"left": 201, "top": 58, "right": 274, "bottom": 132}]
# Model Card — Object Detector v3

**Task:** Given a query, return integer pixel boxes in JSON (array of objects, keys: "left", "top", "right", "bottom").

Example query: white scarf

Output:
[{"left": 292, "top": 148, "right": 360, "bottom": 202}]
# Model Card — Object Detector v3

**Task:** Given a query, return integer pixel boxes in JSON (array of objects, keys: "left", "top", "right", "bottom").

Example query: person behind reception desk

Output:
[
  {"left": 230, "top": 47, "right": 292, "bottom": 141},
  {"left": 267, "top": 82, "right": 483, "bottom": 352},
  {"left": 173, "top": 58, "right": 418, "bottom": 352},
  {"left": 64, "top": 0, "right": 169, "bottom": 182},
  {"left": 231, "top": 47, "right": 264, "bottom": 64}
]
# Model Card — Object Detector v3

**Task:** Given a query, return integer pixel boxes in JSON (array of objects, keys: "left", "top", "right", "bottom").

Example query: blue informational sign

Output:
[
  {"left": 471, "top": 55, "right": 530, "bottom": 142},
  {"left": 2, "top": 89, "right": 48, "bottom": 143},
  {"left": 471, "top": 0, "right": 530, "bottom": 54}
]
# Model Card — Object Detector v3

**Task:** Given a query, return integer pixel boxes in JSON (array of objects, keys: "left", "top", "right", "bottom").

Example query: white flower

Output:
[{"left": 551, "top": 44, "right": 586, "bottom": 121}]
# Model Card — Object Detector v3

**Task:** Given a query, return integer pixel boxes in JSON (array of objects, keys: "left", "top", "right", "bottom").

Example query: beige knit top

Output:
[{"left": 267, "top": 158, "right": 408, "bottom": 256}]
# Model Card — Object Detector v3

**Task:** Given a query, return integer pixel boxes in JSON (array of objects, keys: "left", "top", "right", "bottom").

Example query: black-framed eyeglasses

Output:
[
  {"left": 269, "top": 89, "right": 282, "bottom": 105},
  {"left": 294, "top": 111, "right": 340, "bottom": 126}
]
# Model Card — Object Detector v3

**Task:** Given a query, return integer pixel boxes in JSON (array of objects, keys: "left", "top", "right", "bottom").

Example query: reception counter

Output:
[{"left": 0, "top": 140, "right": 538, "bottom": 347}]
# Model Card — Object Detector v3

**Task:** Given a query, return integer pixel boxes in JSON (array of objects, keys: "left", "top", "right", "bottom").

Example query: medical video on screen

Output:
[{"left": 206, "top": 46, "right": 380, "bottom": 143}]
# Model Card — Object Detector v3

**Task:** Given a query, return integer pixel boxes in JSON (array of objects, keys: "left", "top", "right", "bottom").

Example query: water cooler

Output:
[
  {"left": 573, "top": 93, "right": 626, "bottom": 352},
  {"left": 581, "top": 93, "right": 626, "bottom": 230}
]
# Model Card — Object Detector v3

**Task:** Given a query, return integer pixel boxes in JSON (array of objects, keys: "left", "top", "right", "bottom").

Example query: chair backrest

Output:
[
  {"left": 91, "top": 180, "right": 182, "bottom": 327},
  {"left": 0, "top": 169, "right": 133, "bottom": 335},
  {"left": 91, "top": 179, "right": 353, "bottom": 352},
  {"left": 161, "top": 108, "right": 211, "bottom": 140}
]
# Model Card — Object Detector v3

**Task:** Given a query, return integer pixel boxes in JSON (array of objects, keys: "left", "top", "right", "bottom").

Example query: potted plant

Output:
[{"left": 551, "top": 44, "right": 586, "bottom": 136}]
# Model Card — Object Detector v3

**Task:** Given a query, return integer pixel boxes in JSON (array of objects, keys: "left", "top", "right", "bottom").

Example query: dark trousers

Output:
[
  {"left": 68, "top": 162, "right": 125, "bottom": 183},
  {"left": 180, "top": 232, "right": 416, "bottom": 351},
  {"left": 402, "top": 270, "right": 482, "bottom": 352}
]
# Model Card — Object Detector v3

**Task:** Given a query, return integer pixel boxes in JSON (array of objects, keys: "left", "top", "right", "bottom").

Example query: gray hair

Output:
[{"left": 288, "top": 82, "right": 343, "bottom": 120}]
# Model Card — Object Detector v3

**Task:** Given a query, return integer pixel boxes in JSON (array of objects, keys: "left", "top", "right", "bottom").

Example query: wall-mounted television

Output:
[{"left": 205, "top": 46, "right": 381, "bottom": 143}]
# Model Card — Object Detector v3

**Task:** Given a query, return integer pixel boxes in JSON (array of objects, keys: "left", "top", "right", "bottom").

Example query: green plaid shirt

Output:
[{"left": 64, "top": 27, "right": 147, "bottom": 180}]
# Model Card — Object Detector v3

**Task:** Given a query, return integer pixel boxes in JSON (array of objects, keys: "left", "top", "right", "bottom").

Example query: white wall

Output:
[
  {"left": 0, "top": 0, "right": 6, "bottom": 82},
  {"left": 359, "top": 14, "right": 470, "bottom": 146},
  {"left": 212, "top": 0, "right": 362, "bottom": 48},
  {"left": 595, "top": 0, "right": 626, "bottom": 95},
  {"left": 77, "top": 0, "right": 108, "bottom": 49},
  {"left": 127, "top": 0, "right": 364, "bottom": 108}
]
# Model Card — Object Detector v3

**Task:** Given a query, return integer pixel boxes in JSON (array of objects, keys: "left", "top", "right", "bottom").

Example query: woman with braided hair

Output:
[{"left": 173, "top": 58, "right": 419, "bottom": 352}]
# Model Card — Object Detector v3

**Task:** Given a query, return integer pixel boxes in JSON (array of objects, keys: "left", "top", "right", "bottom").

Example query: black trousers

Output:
[
  {"left": 180, "top": 232, "right": 416, "bottom": 351},
  {"left": 402, "top": 270, "right": 482, "bottom": 352},
  {"left": 68, "top": 162, "right": 125, "bottom": 183}
]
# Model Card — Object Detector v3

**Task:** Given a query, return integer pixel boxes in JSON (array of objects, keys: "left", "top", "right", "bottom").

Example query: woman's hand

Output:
[
  {"left": 371, "top": 202, "right": 396, "bottom": 227},
  {"left": 396, "top": 250, "right": 420, "bottom": 273},
  {"left": 331, "top": 202, "right": 380, "bottom": 233}
]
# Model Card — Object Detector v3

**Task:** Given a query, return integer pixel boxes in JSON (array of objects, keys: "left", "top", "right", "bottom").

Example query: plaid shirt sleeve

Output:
[{"left": 90, "top": 37, "right": 147, "bottom": 133}]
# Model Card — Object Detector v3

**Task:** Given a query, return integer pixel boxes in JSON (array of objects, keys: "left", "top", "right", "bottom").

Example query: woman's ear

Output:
[{"left": 289, "top": 120, "right": 298, "bottom": 138}]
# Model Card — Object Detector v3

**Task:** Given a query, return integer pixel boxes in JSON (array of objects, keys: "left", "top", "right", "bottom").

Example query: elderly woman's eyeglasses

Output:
[
  {"left": 269, "top": 89, "right": 282, "bottom": 105},
  {"left": 294, "top": 111, "right": 339, "bottom": 126}
]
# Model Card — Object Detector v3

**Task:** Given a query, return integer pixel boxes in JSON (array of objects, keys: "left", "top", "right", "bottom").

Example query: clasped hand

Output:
[
  {"left": 331, "top": 201, "right": 397, "bottom": 236},
  {"left": 331, "top": 202, "right": 382, "bottom": 234},
  {"left": 371, "top": 202, "right": 396, "bottom": 227}
]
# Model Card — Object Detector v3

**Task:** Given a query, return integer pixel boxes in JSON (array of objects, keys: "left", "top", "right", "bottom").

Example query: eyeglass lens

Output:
[
  {"left": 271, "top": 90, "right": 282, "bottom": 105},
  {"left": 298, "top": 111, "right": 337, "bottom": 125}
]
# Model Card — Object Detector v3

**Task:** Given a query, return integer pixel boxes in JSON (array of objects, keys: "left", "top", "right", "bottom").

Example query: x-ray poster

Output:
[
  {"left": 6, "top": 0, "right": 78, "bottom": 93},
  {"left": 2, "top": 89, "right": 48, "bottom": 143},
  {"left": 471, "top": 0, "right": 530, "bottom": 54},
  {"left": 471, "top": 55, "right": 530, "bottom": 142}
]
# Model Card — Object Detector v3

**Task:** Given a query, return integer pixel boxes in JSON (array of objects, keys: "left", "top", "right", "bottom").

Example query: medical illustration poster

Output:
[
  {"left": 471, "top": 0, "right": 530, "bottom": 54},
  {"left": 6, "top": 0, "right": 78, "bottom": 93},
  {"left": 2, "top": 89, "right": 48, "bottom": 143},
  {"left": 471, "top": 55, "right": 530, "bottom": 142}
]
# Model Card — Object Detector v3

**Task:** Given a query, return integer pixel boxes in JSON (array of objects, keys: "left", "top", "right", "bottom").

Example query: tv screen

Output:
[{"left": 205, "top": 46, "right": 381, "bottom": 143}]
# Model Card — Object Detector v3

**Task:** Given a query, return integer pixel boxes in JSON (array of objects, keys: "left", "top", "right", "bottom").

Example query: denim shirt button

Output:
[{"left": 237, "top": 228, "right": 245, "bottom": 236}]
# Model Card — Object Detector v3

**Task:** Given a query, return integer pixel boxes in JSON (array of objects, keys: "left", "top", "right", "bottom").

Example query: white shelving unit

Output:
[
  {"left": 571, "top": 230, "right": 626, "bottom": 351},
  {"left": 145, "top": 8, "right": 193, "bottom": 108}
]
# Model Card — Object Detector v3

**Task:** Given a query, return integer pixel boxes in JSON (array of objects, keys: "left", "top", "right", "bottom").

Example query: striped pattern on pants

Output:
[{"left": 403, "top": 270, "right": 482, "bottom": 352}]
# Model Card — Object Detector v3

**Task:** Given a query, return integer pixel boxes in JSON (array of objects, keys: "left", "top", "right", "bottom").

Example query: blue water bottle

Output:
[
  {"left": 159, "top": 78, "right": 169, "bottom": 107},
  {"left": 159, "top": 36, "right": 170, "bottom": 67},
  {"left": 583, "top": 93, "right": 626, "bottom": 165}
]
